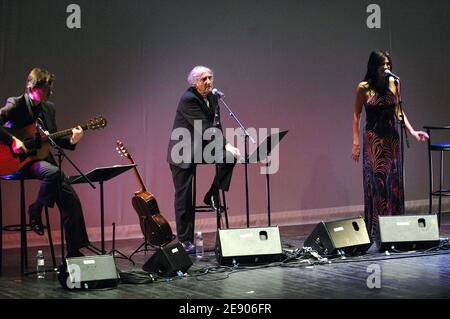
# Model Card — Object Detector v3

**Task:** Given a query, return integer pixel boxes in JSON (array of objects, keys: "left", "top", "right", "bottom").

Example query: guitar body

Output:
[
  {"left": 132, "top": 190, "right": 173, "bottom": 246},
  {"left": 0, "top": 117, "right": 106, "bottom": 176},
  {"left": 117, "top": 140, "right": 173, "bottom": 247},
  {"left": 0, "top": 124, "right": 50, "bottom": 175}
]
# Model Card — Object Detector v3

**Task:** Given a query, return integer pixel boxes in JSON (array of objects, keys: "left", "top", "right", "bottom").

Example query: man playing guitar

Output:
[{"left": 0, "top": 67, "right": 90, "bottom": 258}]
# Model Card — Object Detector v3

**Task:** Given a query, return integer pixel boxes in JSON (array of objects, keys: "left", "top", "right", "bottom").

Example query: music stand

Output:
[
  {"left": 69, "top": 164, "right": 136, "bottom": 255},
  {"left": 247, "top": 130, "right": 288, "bottom": 226}
]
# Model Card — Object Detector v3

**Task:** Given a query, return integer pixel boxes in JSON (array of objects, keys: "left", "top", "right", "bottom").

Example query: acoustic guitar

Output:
[
  {"left": 116, "top": 140, "right": 173, "bottom": 246},
  {"left": 0, "top": 117, "right": 107, "bottom": 175}
]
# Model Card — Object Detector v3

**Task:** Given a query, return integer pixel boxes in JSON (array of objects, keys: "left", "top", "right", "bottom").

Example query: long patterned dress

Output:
[{"left": 363, "top": 89, "right": 404, "bottom": 240}]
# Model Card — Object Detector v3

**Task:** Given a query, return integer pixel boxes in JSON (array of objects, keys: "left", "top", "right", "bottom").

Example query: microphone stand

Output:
[
  {"left": 36, "top": 123, "right": 98, "bottom": 257},
  {"left": 394, "top": 79, "right": 409, "bottom": 197},
  {"left": 37, "top": 123, "right": 95, "bottom": 189},
  {"left": 216, "top": 96, "right": 255, "bottom": 228}
]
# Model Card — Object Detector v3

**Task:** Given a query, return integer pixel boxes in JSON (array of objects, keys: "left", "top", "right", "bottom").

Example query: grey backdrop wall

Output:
[{"left": 1, "top": 0, "right": 449, "bottom": 237}]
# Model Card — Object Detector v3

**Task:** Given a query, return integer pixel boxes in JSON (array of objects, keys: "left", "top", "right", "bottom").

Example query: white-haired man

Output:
[{"left": 167, "top": 66, "right": 240, "bottom": 252}]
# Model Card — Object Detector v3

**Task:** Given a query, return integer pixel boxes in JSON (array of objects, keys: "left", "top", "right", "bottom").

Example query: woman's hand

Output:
[
  {"left": 351, "top": 143, "right": 361, "bottom": 162},
  {"left": 411, "top": 130, "right": 429, "bottom": 142}
]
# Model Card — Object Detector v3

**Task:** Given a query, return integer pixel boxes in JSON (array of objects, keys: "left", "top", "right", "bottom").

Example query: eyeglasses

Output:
[{"left": 201, "top": 75, "right": 213, "bottom": 81}]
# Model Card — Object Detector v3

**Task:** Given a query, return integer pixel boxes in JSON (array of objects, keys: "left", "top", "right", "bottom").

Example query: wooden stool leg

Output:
[
  {"left": 20, "top": 178, "right": 28, "bottom": 275},
  {"left": 221, "top": 189, "right": 229, "bottom": 229},
  {"left": 44, "top": 206, "right": 57, "bottom": 269},
  {"left": 216, "top": 202, "right": 221, "bottom": 229},
  {"left": 427, "top": 129, "right": 433, "bottom": 214},
  {"left": 192, "top": 166, "right": 197, "bottom": 214},
  {"left": 60, "top": 210, "right": 65, "bottom": 259},
  {"left": 438, "top": 151, "right": 444, "bottom": 227},
  {"left": 0, "top": 180, "right": 3, "bottom": 274}
]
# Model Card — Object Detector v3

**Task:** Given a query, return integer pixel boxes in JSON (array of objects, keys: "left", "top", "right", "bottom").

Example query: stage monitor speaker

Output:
[
  {"left": 378, "top": 214, "right": 440, "bottom": 251},
  {"left": 59, "top": 255, "right": 119, "bottom": 290},
  {"left": 142, "top": 242, "right": 193, "bottom": 277},
  {"left": 303, "top": 216, "right": 372, "bottom": 256},
  {"left": 215, "top": 226, "right": 283, "bottom": 266}
]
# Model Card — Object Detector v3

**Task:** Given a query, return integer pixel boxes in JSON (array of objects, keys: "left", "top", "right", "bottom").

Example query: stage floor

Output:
[{"left": 1, "top": 221, "right": 450, "bottom": 300}]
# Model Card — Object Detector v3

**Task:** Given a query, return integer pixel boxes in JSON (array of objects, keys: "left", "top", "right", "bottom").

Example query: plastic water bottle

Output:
[
  {"left": 36, "top": 250, "right": 45, "bottom": 279},
  {"left": 195, "top": 231, "right": 204, "bottom": 259}
]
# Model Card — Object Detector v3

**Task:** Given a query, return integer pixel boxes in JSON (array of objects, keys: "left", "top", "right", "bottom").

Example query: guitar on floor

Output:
[
  {"left": 116, "top": 140, "right": 174, "bottom": 247},
  {"left": 0, "top": 117, "right": 107, "bottom": 175}
]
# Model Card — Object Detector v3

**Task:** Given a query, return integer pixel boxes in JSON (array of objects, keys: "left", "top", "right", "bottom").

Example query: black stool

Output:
[
  {"left": 424, "top": 125, "right": 450, "bottom": 227},
  {"left": 192, "top": 164, "right": 229, "bottom": 229},
  {"left": 0, "top": 172, "right": 59, "bottom": 275}
]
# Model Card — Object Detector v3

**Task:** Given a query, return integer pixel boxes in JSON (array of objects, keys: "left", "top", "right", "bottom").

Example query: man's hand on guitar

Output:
[
  {"left": 11, "top": 137, "right": 28, "bottom": 154},
  {"left": 70, "top": 126, "right": 84, "bottom": 144}
]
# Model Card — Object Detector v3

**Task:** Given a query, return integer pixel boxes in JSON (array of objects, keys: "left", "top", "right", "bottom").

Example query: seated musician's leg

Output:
[
  {"left": 25, "top": 161, "right": 89, "bottom": 256},
  {"left": 204, "top": 151, "right": 236, "bottom": 211},
  {"left": 170, "top": 164, "right": 195, "bottom": 252},
  {"left": 24, "top": 161, "right": 61, "bottom": 236},
  {"left": 57, "top": 179, "right": 90, "bottom": 257}
]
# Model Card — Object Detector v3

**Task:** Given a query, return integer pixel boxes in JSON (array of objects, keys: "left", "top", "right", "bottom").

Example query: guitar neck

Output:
[
  {"left": 47, "top": 124, "right": 90, "bottom": 140},
  {"left": 129, "top": 160, "right": 147, "bottom": 192}
]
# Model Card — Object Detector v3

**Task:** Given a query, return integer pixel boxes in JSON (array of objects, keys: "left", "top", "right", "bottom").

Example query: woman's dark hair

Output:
[{"left": 363, "top": 50, "right": 392, "bottom": 92}]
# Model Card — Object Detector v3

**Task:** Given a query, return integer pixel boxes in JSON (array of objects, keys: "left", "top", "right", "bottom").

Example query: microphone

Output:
[
  {"left": 212, "top": 88, "right": 225, "bottom": 98},
  {"left": 34, "top": 119, "right": 44, "bottom": 148},
  {"left": 384, "top": 69, "right": 400, "bottom": 80},
  {"left": 36, "top": 118, "right": 49, "bottom": 136}
]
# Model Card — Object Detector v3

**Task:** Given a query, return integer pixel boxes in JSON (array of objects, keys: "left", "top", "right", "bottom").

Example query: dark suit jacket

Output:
[
  {"left": 167, "top": 87, "right": 227, "bottom": 168},
  {"left": 0, "top": 94, "right": 76, "bottom": 165}
]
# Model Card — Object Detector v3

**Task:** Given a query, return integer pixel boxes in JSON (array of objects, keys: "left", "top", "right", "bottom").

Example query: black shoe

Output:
[
  {"left": 203, "top": 192, "right": 221, "bottom": 213},
  {"left": 28, "top": 204, "right": 44, "bottom": 236},
  {"left": 181, "top": 241, "right": 195, "bottom": 254}
]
